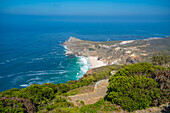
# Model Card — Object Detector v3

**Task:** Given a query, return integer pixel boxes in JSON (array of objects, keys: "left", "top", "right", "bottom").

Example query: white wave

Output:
[
  {"left": 1, "top": 57, "right": 22, "bottom": 65},
  {"left": 32, "top": 57, "right": 44, "bottom": 61},
  {"left": 27, "top": 76, "right": 41, "bottom": 82},
  {"left": 78, "top": 56, "right": 88, "bottom": 65},
  {"left": 58, "top": 71, "right": 68, "bottom": 74},
  {"left": 76, "top": 56, "right": 91, "bottom": 79},
  {"left": 20, "top": 84, "right": 29, "bottom": 87},
  {"left": 0, "top": 76, "right": 3, "bottom": 79},
  {"left": 51, "top": 77, "right": 60, "bottom": 79},
  {"left": 7, "top": 72, "right": 24, "bottom": 77},
  {"left": 63, "top": 45, "right": 68, "bottom": 50},
  {"left": 28, "top": 81, "right": 43, "bottom": 85},
  {"left": 59, "top": 61, "right": 65, "bottom": 68},
  {"left": 26, "top": 70, "right": 69, "bottom": 76},
  {"left": 27, "top": 72, "right": 49, "bottom": 76},
  {"left": 49, "top": 51, "right": 57, "bottom": 54}
]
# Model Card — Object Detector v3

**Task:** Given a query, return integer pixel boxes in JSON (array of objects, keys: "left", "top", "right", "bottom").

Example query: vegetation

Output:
[
  {"left": 78, "top": 99, "right": 119, "bottom": 113},
  {"left": 152, "top": 70, "right": 170, "bottom": 106},
  {"left": 88, "top": 48, "right": 96, "bottom": 51},
  {"left": 0, "top": 64, "right": 120, "bottom": 113},
  {"left": 0, "top": 63, "right": 169, "bottom": 112},
  {"left": 152, "top": 52, "right": 170, "bottom": 66},
  {"left": 106, "top": 75, "right": 160, "bottom": 111},
  {"left": 66, "top": 83, "right": 94, "bottom": 96},
  {"left": 106, "top": 62, "right": 170, "bottom": 112}
]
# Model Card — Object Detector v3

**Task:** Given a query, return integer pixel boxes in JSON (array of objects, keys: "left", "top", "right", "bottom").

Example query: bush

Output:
[
  {"left": 106, "top": 75, "right": 160, "bottom": 111},
  {"left": 80, "top": 101, "right": 85, "bottom": 106},
  {"left": 79, "top": 99, "right": 118, "bottom": 113},
  {"left": 55, "top": 97, "right": 67, "bottom": 103},
  {"left": 106, "top": 62, "right": 169, "bottom": 111},
  {"left": 152, "top": 52, "right": 170, "bottom": 66}
]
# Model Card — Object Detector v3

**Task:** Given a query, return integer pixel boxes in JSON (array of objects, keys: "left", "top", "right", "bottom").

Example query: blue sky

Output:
[
  {"left": 0, "top": 0, "right": 170, "bottom": 23},
  {"left": 0, "top": 0, "right": 170, "bottom": 16}
]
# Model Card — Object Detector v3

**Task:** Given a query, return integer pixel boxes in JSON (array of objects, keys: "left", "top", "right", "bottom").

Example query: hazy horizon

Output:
[{"left": 0, "top": 0, "right": 170, "bottom": 23}]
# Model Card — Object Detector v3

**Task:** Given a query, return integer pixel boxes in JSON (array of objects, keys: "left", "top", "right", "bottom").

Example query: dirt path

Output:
[{"left": 68, "top": 79, "right": 109, "bottom": 105}]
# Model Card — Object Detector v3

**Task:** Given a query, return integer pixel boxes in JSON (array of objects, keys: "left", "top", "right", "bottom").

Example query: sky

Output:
[{"left": 0, "top": 0, "right": 170, "bottom": 22}]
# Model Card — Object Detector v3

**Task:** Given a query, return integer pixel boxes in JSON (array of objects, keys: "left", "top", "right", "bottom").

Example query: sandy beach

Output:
[{"left": 88, "top": 56, "right": 107, "bottom": 68}]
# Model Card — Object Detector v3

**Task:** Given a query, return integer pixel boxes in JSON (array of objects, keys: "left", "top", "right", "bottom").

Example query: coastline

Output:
[
  {"left": 62, "top": 45, "right": 92, "bottom": 79},
  {"left": 62, "top": 44, "right": 107, "bottom": 68},
  {"left": 62, "top": 36, "right": 170, "bottom": 69}
]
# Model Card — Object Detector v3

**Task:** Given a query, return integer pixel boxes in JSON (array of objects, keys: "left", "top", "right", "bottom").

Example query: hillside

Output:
[
  {"left": 0, "top": 62, "right": 169, "bottom": 113},
  {"left": 62, "top": 37, "right": 170, "bottom": 65}
]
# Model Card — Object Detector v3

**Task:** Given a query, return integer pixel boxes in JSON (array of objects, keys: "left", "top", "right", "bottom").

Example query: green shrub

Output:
[
  {"left": 152, "top": 52, "right": 170, "bottom": 66},
  {"left": 80, "top": 101, "right": 85, "bottom": 106},
  {"left": 79, "top": 99, "right": 118, "bottom": 113},
  {"left": 46, "top": 104, "right": 55, "bottom": 111},
  {"left": 55, "top": 102, "right": 74, "bottom": 108},
  {"left": 106, "top": 75, "right": 160, "bottom": 112},
  {"left": 55, "top": 97, "right": 67, "bottom": 103},
  {"left": 106, "top": 63, "right": 169, "bottom": 111}
]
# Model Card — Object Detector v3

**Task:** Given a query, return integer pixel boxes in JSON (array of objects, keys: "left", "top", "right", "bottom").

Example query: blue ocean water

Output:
[{"left": 0, "top": 20, "right": 170, "bottom": 92}]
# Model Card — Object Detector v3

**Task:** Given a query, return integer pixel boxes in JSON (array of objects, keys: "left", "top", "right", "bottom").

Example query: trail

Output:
[{"left": 69, "top": 79, "right": 109, "bottom": 105}]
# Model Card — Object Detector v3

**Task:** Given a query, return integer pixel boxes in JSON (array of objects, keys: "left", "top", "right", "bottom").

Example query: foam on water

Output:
[
  {"left": 20, "top": 84, "right": 29, "bottom": 87},
  {"left": 27, "top": 76, "right": 41, "bottom": 82},
  {"left": 76, "top": 56, "right": 91, "bottom": 79}
]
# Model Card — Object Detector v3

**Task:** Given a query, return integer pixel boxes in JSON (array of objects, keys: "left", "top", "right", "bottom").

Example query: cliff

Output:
[{"left": 62, "top": 36, "right": 170, "bottom": 65}]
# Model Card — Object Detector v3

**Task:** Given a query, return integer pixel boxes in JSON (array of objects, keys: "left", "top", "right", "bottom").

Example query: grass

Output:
[
  {"left": 46, "top": 99, "right": 120, "bottom": 113},
  {"left": 66, "top": 83, "right": 95, "bottom": 96}
]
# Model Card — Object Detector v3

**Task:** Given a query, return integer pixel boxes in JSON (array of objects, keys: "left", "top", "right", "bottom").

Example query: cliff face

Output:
[{"left": 62, "top": 36, "right": 170, "bottom": 65}]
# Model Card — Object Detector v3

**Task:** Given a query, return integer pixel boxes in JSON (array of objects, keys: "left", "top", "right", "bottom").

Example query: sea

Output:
[{"left": 0, "top": 15, "right": 170, "bottom": 92}]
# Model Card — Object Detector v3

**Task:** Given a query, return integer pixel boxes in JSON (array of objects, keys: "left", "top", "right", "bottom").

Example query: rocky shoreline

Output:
[{"left": 62, "top": 36, "right": 170, "bottom": 65}]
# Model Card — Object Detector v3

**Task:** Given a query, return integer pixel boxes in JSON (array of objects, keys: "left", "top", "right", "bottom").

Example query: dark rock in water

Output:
[{"left": 66, "top": 54, "right": 76, "bottom": 58}]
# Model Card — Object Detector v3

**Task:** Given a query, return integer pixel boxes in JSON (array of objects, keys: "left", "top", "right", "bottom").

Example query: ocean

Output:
[{"left": 0, "top": 18, "right": 170, "bottom": 92}]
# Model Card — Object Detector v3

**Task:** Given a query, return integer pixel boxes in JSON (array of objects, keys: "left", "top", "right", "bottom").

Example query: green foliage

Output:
[
  {"left": 44, "top": 97, "right": 74, "bottom": 112},
  {"left": 88, "top": 48, "right": 96, "bottom": 51},
  {"left": 80, "top": 101, "right": 85, "bottom": 106},
  {"left": 107, "top": 62, "right": 169, "bottom": 112},
  {"left": 46, "top": 104, "right": 54, "bottom": 111},
  {"left": 55, "top": 96, "right": 67, "bottom": 103},
  {"left": 56, "top": 83, "right": 70, "bottom": 93},
  {"left": 79, "top": 99, "right": 118, "bottom": 113},
  {"left": 0, "top": 98, "right": 26, "bottom": 113},
  {"left": 18, "top": 83, "right": 56, "bottom": 105},
  {"left": 0, "top": 83, "right": 59, "bottom": 112},
  {"left": 66, "top": 84, "right": 94, "bottom": 96},
  {"left": 106, "top": 75, "right": 160, "bottom": 111},
  {"left": 109, "top": 62, "right": 164, "bottom": 80},
  {"left": 152, "top": 52, "right": 170, "bottom": 66}
]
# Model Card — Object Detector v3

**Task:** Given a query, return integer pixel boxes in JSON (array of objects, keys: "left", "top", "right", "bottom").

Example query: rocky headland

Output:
[{"left": 62, "top": 36, "right": 170, "bottom": 65}]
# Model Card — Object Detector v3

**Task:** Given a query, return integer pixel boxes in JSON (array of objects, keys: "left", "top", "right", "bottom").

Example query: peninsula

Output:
[{"left": 62, "top": 36, "right": 170, "bottom": 66}]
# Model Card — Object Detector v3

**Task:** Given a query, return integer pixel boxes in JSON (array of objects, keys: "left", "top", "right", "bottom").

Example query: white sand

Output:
[
  {"left": 120, "top": 40, "right": 134, "bottom": 45},
  {"left": 88, "top": 56, "right": 107, "bottom": 68}
]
